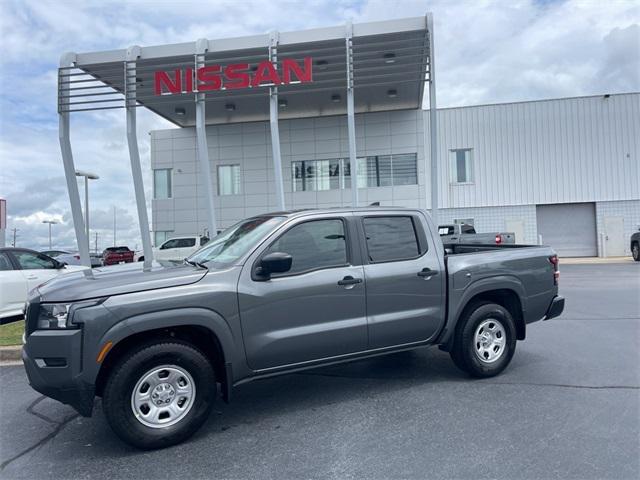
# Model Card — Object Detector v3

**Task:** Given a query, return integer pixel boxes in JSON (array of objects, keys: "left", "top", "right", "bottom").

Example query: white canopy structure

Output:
[{"left": 58, "top": 14, "right": 438, "bottom": 266}]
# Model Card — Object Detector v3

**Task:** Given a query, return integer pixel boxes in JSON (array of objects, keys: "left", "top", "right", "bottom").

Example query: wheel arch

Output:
[
  {"left": 438, "top": 278, "right": 527, "bottom": 351},
  {"left": 93, "top": 308, "right": 236, "bottom": 402}
]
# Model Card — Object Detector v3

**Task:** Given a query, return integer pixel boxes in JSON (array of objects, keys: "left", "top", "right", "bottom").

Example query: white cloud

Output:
[{"left": 0, "top": 0, "right": 638, "bottom": 251}]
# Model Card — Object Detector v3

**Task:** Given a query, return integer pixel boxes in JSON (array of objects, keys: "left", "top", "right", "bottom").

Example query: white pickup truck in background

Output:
[
  {"left": 439, "top": 224, "right": 515, "bottom": 245},
  {"left": 136, "top": 235, "right": 210, "bottom": 263}
]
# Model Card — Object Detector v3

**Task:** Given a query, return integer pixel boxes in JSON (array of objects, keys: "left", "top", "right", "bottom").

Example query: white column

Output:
[
  {"left": 269, "top": 31, "right": 286, "bottom": 211},
  {"left": 195, "top": 39, "right": 218, "bottom": 235},
  {"left": 345, "top": 22, "right": 358, "bottom": 207},
  {"left": 58, "top": 52, "right": 91, "bottom": 267},
  {"left": 427, "top": 13, "right": 439, "bottom": 224},
  {"left": 125, "top": 46, "right": 154, "bottom": 264}
]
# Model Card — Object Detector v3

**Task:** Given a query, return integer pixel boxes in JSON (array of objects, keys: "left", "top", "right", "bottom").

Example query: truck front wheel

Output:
[
  {"left": 102, "top": 340, "right": 216, "bottom": 449},
  {"left": 450, "top": 302, "right": 517, "bottom": 378}
]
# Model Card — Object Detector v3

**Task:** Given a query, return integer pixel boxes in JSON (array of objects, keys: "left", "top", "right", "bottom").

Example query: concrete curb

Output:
[
  {"left": 0, "top": 345, "right": 23, "bottom": 363},
  {"left": 561, "top": 256, "right": 634, "bottom": 265}
]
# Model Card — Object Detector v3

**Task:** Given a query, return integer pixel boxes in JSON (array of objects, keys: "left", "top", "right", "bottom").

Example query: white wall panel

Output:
[{"left": 424, "top": 93, "right": 639, "bottom": 209}]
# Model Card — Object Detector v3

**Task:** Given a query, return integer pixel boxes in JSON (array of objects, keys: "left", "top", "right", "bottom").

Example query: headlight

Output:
[
  {"left": 37, "top": 304, "right": 73, "bottom": 329},
  {"left": 36, "top": 299, "right": 106, "bottom": 330}
]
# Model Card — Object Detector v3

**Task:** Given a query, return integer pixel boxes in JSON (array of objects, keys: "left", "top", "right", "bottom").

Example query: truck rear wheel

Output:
[
  {"left": 102, "top": 340, "right": 216, "bottom": 449},
  {"left": 632, "top": 243, "right": 639, "bottom": 261},
  {"left": 450, "top": 302, "right": 517, "bottom": 378}
]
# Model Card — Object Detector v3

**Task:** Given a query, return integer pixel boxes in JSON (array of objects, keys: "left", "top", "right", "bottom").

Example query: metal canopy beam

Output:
[
  {"left": 195, "top": 38, "right": 218, "bottom": 235},
  {"left": 125, "top": 46, "right": 154, "bottom": 265},
  {"left": 58, "top": 52, "right": 91, "bottom": 267},
  {"left": 345, "top": 21, "right": 358, "bottom": 207},
  {"left": 269, "top": 31, "right": 286, "bottom": 211},
  {"left": 426, "top": 13, "right": 438, "bottom": 224}
]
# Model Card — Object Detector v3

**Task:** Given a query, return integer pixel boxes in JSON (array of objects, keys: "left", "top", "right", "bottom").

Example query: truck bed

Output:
[
  {"left": 443, "top": 242, "right": 558, "bottom": 327},
  {"left": 444, "top": 243, "right": 540, "bottom": 255}
]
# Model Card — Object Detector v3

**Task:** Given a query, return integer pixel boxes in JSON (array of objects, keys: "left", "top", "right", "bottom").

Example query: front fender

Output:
[{"left": 84, "top": 307, "right": 237, "bottom": 385}]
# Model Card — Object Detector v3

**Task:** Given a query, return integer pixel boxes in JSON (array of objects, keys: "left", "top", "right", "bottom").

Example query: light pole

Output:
[
  {"left": 75, "top": 170, "right": 99, "bottom": 251},
  {"left": 42, "top": 220, "right": 58, "bottom": 250}
]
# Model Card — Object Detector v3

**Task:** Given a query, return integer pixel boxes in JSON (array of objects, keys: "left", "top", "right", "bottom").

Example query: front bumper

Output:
[
  {"left": 544, "top": 295, "right": 565, "bottom": 320},
  {"left": 22, "top": 329, "right": 95, "bottom": 417}
]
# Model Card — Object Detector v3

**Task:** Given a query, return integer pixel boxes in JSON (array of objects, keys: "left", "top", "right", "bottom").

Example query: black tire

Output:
[
  {"left": 632, "top": 243, "right": 639, "bottom": 262},
  {"left": 449, "top": 302, "right": 517, "bottom": 378},
  {"left": 102, "top": 340, "right": 216, "bottom": 449},
  {"left": 138, "top": 256, "right": 144, "bottom": 262}
]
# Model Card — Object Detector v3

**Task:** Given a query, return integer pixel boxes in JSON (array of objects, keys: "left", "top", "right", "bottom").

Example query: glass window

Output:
[
  {"left": 292, "top": 160, "right": 342, "bottom": 192},
  {"left": 189, "top": 216, "right": 286, "bottom": 266},
  {"left": 154, "top": 231, "right": 173, "bottom": 247},
  {"left": 218, "top": 165, "right": 241, "bottom": 195},
  {"left": 160, "top": 239, "right": 179, "bottom": 249},
  {"left": 341, "top": 157, "right": 369, "bottom": 189},
  {"left": 175, "top": 238, "right": 196, "bottom": 248},
  {"left": 392, "top": 153, "right": 418, "bottom": 185},
  {"left": 438, "top": 226, "right": 454, "bottom": 236},
  {"left": 0, "top": 252, "right": 13, "bottom": 271},
  {"left": 461, "top": 224, "right": 476, "bottom": 234},
  {"left": 266, "top": 219, "right": 347, "bottom": 275},
  {"left": 14, "top": 251, "right": 57, "bottom": 270},
  {"left": 293, "top": 154, "right": 417, "bottom": 191},
  {"left": 344, "top": 154, "right": 417, "bottom": 188},
  {"left": 154, "top": 169, "right": 172, "bottom": 199},
  {"left": 450, "top": 149, "right": 473, "bottom": 183},
  {"left": 363, "top": 216, "right": 421, "bottom": 263}
]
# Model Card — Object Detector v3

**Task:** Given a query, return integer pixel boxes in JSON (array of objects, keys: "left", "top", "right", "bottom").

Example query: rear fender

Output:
[{"left": 438, "top": 275, "right": 526, "bottom": 350}]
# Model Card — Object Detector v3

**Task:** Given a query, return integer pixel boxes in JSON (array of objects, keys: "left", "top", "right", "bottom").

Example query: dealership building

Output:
[
  {"left": 58, "top": 16, "right": 639, "bottom": 263},
  {"left": 150, "top": 92, "right": 639, "bottom": 257}
]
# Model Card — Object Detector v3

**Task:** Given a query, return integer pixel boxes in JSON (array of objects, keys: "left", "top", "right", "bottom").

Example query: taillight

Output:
[
  {"left": 74, "top": 255, "right": 80, "bottom": 260},
  {"left": 495, "top": 235, "right": 502, "bottom": 244},
  {"left": 548, "top": 255, "right": 559, "bottom": 285}
]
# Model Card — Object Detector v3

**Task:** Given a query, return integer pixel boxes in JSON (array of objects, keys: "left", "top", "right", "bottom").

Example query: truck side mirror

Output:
[{"left": 257, "top": 252, "right": 292, "bottom": 278}]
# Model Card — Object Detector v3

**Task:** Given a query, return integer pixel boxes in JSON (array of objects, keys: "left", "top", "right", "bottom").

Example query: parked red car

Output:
[{"left": 102, "top": 246, "right": 134, "bottom": 266}]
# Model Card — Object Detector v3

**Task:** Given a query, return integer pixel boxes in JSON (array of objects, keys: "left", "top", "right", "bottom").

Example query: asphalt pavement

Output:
[{"left": 1, "top": 263, "right": 638, "bottom": 480}]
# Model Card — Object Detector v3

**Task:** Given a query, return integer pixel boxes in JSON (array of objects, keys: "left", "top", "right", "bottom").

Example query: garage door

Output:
[{"left": 536, "top": 203, "right": 597, "bottom": 257}]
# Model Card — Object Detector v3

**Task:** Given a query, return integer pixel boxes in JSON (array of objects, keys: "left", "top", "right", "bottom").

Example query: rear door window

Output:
[
  {"left": 176, "top": 238, "right": 196, "bottom": 248},
  {"left": 363, "top": 216, "right": 422, "bottom": 263}
]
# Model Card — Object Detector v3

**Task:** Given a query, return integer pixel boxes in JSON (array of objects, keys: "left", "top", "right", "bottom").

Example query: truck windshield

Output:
[{"left": 188, "top": 216, "right": 286, "bottom": 266}]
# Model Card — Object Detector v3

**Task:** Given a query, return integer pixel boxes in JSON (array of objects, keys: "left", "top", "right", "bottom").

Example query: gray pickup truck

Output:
[
  {"left": 23, "top": 207, "right": 564, "bottom": 449},
  {"left": 439, "top": 223, "right": 515, "bottom": 244}
]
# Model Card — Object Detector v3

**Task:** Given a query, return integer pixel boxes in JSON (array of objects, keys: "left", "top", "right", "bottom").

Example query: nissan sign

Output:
[{"left": 154, "top": 57, "right": 313, "bottom": 95}]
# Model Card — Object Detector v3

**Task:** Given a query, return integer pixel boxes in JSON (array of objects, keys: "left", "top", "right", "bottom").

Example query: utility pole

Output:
[
  {"left": 113, "top": 206, "right": 117, "bottom": 246},
  {"left": 94, "top": 231, "right": 99, "bottom": 253},
  {"left": 11, "top": 228, "right": 18, "bottom": 247}
]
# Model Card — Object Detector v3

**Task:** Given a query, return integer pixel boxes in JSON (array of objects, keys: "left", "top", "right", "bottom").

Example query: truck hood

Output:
[{"left": 37, "top": 261, "right": 208, "bottom": 302}]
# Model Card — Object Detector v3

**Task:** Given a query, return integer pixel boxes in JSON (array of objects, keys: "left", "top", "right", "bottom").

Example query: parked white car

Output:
[
  {"left": 0, "top": 248, "right": 89, "bottom": 324},
  {"left": 137, "top": 235, "right": 210, "bottom": 263},
  {"left": 40, "top": 249, "right": 82, "bottom": 266}
]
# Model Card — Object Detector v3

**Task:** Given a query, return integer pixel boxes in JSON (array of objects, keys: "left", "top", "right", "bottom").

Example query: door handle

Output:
[
  {"left": 450, "top": 237, "right": 458, "bottom": 240},
  {"left": 337, "top": 276, "right": 363, "bottom": 286},
  {"left": 26, "top": 275, "right": 38, "bottom": 280},
  {"left": 417, "top": 268, "right": 438, "bottom": 278}
]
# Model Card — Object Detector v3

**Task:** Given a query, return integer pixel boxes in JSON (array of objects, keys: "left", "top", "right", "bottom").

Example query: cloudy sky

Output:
[{"left": 0, "top": 0, "right": 638, "bottom": 252}]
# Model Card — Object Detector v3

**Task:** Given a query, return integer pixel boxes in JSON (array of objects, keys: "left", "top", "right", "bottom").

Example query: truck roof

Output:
[{"left": 262, "top": 206, "right": 419, "bottom": 219}]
